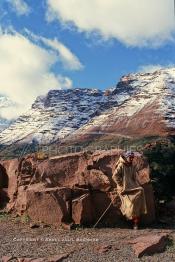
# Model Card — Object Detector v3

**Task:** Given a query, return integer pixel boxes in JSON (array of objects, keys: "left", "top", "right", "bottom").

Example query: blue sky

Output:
[{"left": 0, "top": 0, "right": 175, "bottom": 119}]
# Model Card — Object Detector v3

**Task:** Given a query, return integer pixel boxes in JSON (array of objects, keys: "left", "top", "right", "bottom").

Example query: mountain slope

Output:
[
  {"left": 63, "top": 68, "right": 175, "bottom": 143},
  {"left": 0, "top": 68, "right": 175, "bottom": 147},
  {"left": 0, "top": 88, "right": 126, "bottom": 145}
]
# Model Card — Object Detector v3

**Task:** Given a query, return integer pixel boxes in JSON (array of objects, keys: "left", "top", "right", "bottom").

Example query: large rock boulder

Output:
[
  {"left": 72, "top": 193, "right": 94, "bottom": 225},
  {"left": 35, "top": 152, "right": 90, "bottom": 188},
  {"left": 13, "top": 183, "right": 71, "bottom": 226},
  {"left": 26, "top": 187, "right": 71, "bottom": 226},
  {"left": 0, "top": 149, "right": 155, "bottom": 227},
  {"left": 0, "top": 159, "right": 18, "bottom": 208},
  {"left": 77, "top": 169, "right": 111, "bottom": 192},
  {"left": 91, "top": 191, "right": 123, "bottom": 226},
  {"left": 128, "top": 233, "right": 169, "bottom": 258}
]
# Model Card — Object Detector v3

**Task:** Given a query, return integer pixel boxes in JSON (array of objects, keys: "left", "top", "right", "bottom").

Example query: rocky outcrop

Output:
[
  {"left": 0, "top": 149, "right": 156, "bottom": 227},
  {"left": 26, "top": 187, "right": 71, "bottom": 226},
  {"left": 72, "top": 193, "right": 94, "bottom": 225},
  {"left": 128, "top": 233, "right": 169, "bottom": 258},
  {"left": 0, "top": 159, "right": 19, "bottom": 209}
]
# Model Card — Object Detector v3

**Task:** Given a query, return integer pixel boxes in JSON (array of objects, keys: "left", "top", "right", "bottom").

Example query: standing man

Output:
[{"left": 112, "top": 151, "right": 147, "bottom": 229}]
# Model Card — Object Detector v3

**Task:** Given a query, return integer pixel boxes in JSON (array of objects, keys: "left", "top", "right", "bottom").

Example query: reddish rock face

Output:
[
  {"left": 0, "top": 150, "right": 155, "bottom": 227},
  {"left": 77, "top": 169, "right": 111, "bottom": 192},
  {"left": 129, "top": 233, "right": 169, "bottom": 258},
  {"left": 14, "top": 185, "right": 28, "bottom": 215},
  {"left": 91, "top": 191, "right": 122, "bottom": 226},
  {"left": 37, "top": 152, "right": 89, "bottom": 188},
  {"left": 0, "top": 159, "right": 18, "bottom": 208},
  {"left": 26, "top": 188, "right": 70, "bottom": 226},
  {"left": 72, "top": 193, "right": 94, "bottom": 225}
]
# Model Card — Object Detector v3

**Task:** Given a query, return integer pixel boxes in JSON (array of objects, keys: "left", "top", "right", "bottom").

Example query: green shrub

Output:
[{"left": 143, "top": 137, "right": 175, "bottom": 201}]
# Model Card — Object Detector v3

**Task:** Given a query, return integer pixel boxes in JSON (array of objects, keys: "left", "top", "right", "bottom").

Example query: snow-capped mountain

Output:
[
  {"left": 0, "top": 88, "right": 123, "bottom": 145},
  {"left": 64, "top": 68, "right": 175, "bottom": 143},
  {"left": 0, "top": 96, "right": 14, "bottom": 131},
  {"left": 0, "top": 68, "right": 175, "bottom": 146}
]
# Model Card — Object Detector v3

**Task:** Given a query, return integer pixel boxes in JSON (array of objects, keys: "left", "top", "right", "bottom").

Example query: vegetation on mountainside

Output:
[{"left": 143, "top": 136, "right": 175, "bottom": 201}]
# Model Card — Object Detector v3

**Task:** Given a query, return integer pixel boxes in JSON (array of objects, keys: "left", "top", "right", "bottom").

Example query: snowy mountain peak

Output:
[
  {"left": 65, "top": 68, "right": 175, "bottom": 141},
  {"left": 0, "top": 88, "right": 119, "bottom": 145},
  {"left": 0, "top": 68, "right": 175, "bottom": 146}
]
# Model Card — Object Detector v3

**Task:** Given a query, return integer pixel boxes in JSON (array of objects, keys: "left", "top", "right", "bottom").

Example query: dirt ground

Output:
[{"left": 0, "top": 213, "right": 175, "bottom": 262}]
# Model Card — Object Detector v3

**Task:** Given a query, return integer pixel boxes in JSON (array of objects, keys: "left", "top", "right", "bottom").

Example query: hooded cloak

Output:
[{"left": 112, "top": 156, "right": 147, "bottom": 219}]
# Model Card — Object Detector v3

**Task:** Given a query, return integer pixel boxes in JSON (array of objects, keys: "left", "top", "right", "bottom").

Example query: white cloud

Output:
[
  {"left": 0, "top": 29, "right": 73, "bottom": 120},
  {"left": 41, "top": 38, "right": 84, "bottom": 71},
  {"left": 25, "top": 30, "right": 83, "bottom": 70},
  {"left": 7, "top": 0, "right": 30, "bottom": 15},
  {"left": 46, "top": 0, "right": 175, "bottom": 47}
]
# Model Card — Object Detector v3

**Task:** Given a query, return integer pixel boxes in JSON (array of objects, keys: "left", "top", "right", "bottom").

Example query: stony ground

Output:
[{"left": 0, "top": 213, "right": 175, "bottom": 262}]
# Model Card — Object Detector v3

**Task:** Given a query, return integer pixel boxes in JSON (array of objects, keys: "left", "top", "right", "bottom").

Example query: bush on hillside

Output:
[{"left": 143, "top": 138, "right": 175, "bottom": 201}]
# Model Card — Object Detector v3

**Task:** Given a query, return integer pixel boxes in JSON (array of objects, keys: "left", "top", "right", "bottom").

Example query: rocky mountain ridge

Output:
[
  {"left": 0, "top": 88, "right": 122, "bottom": 145},
  {"left": 0, "top": 68, "right": 175, "bottom": 146},
  {"left": 65, "top": 68, "right": 175, "bottom": 143}
]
